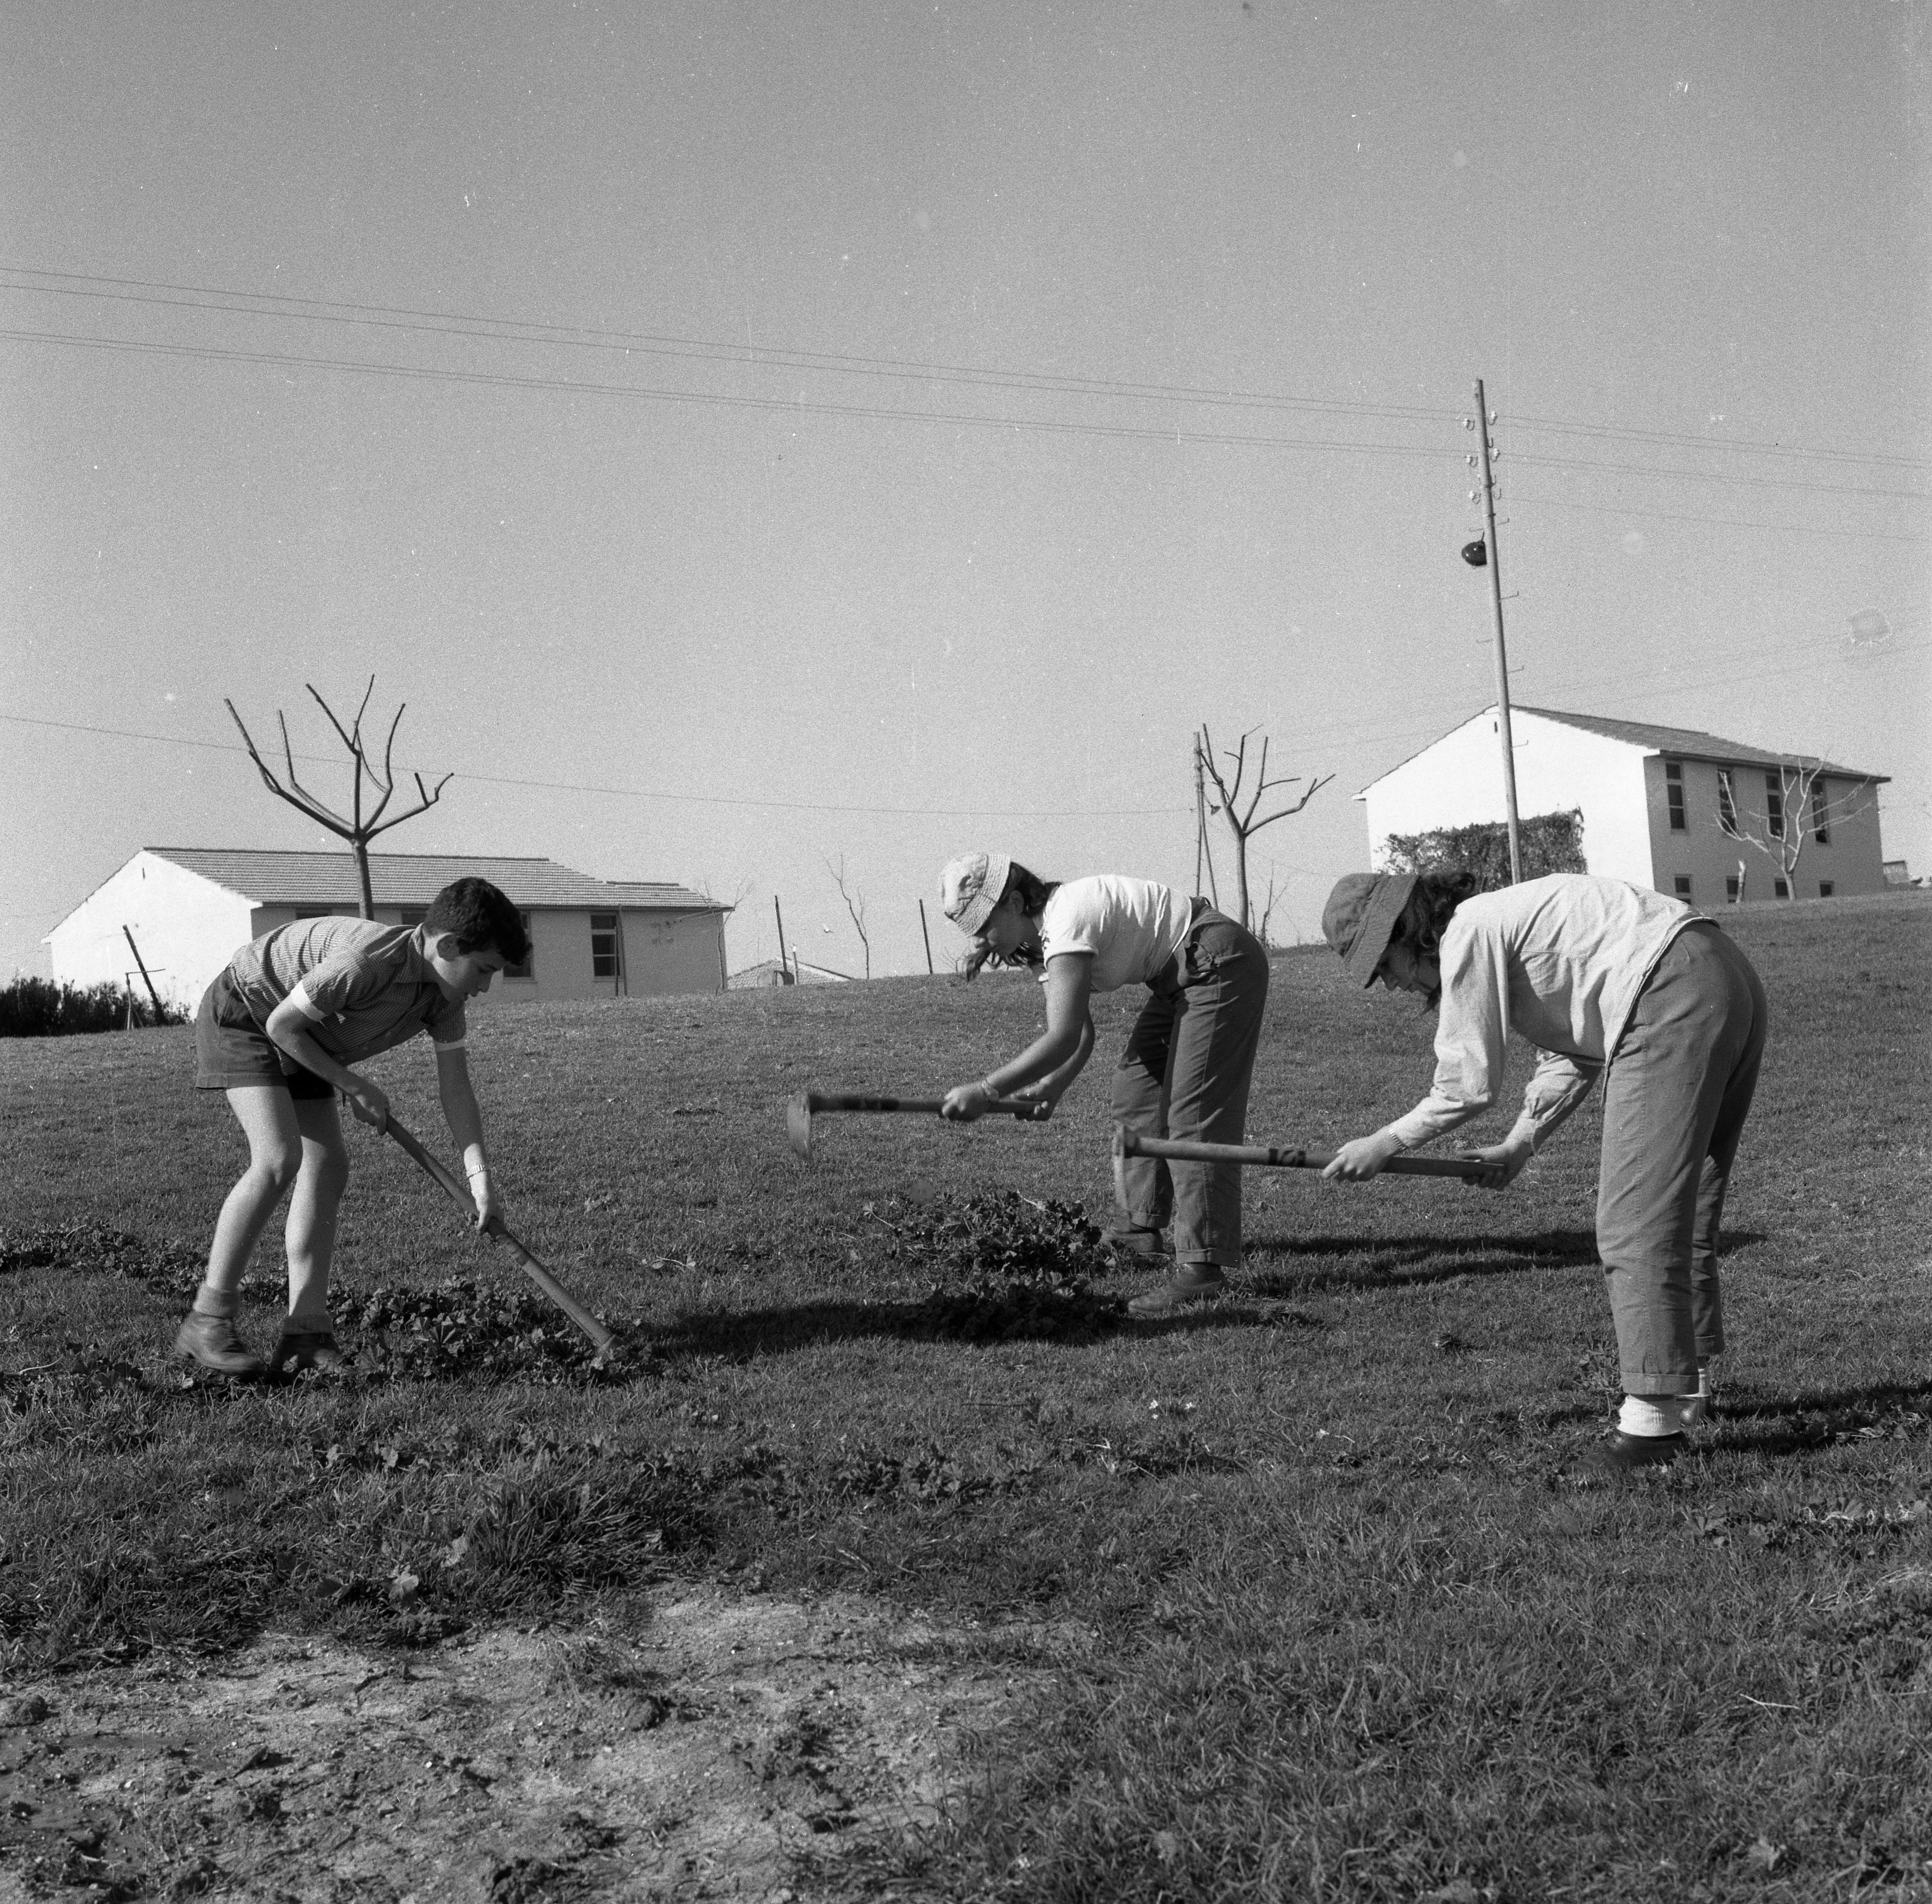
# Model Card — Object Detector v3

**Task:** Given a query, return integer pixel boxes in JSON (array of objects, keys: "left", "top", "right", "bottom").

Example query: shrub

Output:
[
  {"left": 0, "top": 977, "right": 180, "bottom": 1037},
  {"left": 1380, "top": 808, "right": 1586, "bottom": 889}
]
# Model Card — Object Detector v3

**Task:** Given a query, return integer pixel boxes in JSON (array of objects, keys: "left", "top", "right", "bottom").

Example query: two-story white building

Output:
[
  {"left": 1358, "top": 707, "right": 1888, "bottom": 905},
  {"left": 46, "top": 849, "right": 732, "bottom": 1010}
]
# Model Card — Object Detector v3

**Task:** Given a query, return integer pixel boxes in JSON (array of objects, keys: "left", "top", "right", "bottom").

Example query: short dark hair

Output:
[
  {"left": 424, "top": 878, "right": 529, "bottom": 964},
  {"left": 958, "top": 861, "right": 1060, "bottom": 980},
  {"left": 1388, "top": 871, "right": 1479, "bottom": 1007}
]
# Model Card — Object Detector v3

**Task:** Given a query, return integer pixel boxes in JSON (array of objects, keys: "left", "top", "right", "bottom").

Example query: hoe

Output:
[{"left": 787, "top": 1089, "right": 1049, "bottom": 1161}]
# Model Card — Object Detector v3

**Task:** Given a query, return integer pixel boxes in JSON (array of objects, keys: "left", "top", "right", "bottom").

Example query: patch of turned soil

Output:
[{"left": 0, "top": 1586, "right": 1078, "bottom": 1902}]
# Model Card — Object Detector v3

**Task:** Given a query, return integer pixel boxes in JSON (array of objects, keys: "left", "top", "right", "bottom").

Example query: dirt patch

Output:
[{"left": 0, "top": 1587, "right": 1075, "bottom": 1901}]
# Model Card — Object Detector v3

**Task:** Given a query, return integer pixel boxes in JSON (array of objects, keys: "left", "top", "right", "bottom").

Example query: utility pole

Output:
[
  {"left": 918, "top": 899, "right": 935, "bottom": 975},
  {"left": 1472, "top": 379, "right": 1523, "bottom": 883},
  {"left": 122, "top": 926, "right": 166, "bottom": 1024},
  {"left": 1193, "top": 730, "right": 1220, "bottom": 906},
  {"left": 773, "top": 896, "right": 792, "bottom": 983}
]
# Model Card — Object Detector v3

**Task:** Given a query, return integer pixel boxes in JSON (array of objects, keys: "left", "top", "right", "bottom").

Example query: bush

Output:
[
  {"left": 1380, "top": 808, "right": 1586, "bottom": 889},
  {"left": 0, "top": 977, "right": 179, "bottom": 1037}
]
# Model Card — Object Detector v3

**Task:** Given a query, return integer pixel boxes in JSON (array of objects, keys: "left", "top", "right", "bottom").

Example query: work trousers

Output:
[
  {"left": 1110, "top": 910, "right": 1271, "bottom": 1267},
  {"left": 1596, "top": 922, "right": 1768, "bottom": 1396}
]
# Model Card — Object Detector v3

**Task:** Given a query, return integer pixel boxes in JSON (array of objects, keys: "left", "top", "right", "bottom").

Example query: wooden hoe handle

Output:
[
  {"left": 383, "top": 1115, "right": 616, "bottom": 1358},
  {"left": 1113, "top": 1127, "right": 1491, "bottom": 1182}
]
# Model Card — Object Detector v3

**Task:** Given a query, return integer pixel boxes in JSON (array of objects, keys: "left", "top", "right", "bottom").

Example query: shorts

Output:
[{"left": 193, "top": 972, "right": 336, "bottom": 1100}]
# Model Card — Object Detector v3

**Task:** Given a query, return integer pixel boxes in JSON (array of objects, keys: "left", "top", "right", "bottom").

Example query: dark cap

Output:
[{"left": 1322, "top": 872, "right": 1418, "bottom": 987}]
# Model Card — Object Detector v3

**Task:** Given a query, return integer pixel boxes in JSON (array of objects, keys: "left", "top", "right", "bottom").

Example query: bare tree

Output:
[
  {"left": 1255, "top": 866, "right": 1289, "bottom": 949},
  {"left": 1197, "top": 725, "right": 1335, "bottom": 932},
  {"left": 227, "top": 679, "right": 452, "bottom": 919},
  {"left": 825, "top": 855, "right": 872, "bottom": 979},
  {"left": 1729, "top": 757, "right": 1874, "bottom": 892}
]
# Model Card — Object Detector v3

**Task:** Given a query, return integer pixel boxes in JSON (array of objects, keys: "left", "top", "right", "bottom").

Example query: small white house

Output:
[
  {"left": 47, "top": 849, "right": 733, "bottom": 1010},
  {"left": 1358, "top": 706, "right": 1888, "bottom": 905},
  {"left": 726, "top": 957, "right": 853, "bottom": 990}
]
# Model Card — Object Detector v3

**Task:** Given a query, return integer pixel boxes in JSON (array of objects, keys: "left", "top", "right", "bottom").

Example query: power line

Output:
[
  {"left": 0, "top": 263, "right": 1461, "bottom": 428},
  {"left": 0, "top": 328, "right": 1463, "bottom": 463},
  {"left": 1508, "top": 492, "right": 1930, "bottom": 543},
  {"left": 1501, "top": 410, "right": 1927, "bottom": 474},
  {"left": 1506, "top": 450, "right": 1924, "bottom": 505},
  {"left": 5, "top": 269, "right": 1924, "bottom": 502},
  {"left": 11, "top": 263, "right": 1923, "bottom": 477},
  {"left": 0, "top": 711, "right": 1188, "bottom": 819}
]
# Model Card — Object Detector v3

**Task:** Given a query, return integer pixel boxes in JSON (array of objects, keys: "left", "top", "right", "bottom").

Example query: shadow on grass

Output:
[
  {"left": 1240, "top": 1228, "right": 1770, "bottom": 1294},
  {"left": 1709, "top": 1377, "right": 1932, "bottom": 1458},
  {"left": 1243, "top": 1228, "right": 1601, "bottom": 1291}
]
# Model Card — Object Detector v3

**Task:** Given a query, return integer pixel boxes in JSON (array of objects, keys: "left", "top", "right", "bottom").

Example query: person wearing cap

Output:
[
  {"left": 1318, "top": 869, "right": 1767, "bottom": 1472},
  {"left": 934, "top": 852, "right": 1271, "bottom": 1315}
]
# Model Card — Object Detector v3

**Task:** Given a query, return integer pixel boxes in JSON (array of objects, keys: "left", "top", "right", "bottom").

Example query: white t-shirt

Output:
[
  {"left": 1386, "top": 874, "right": 1701, "bottom": 1150},
  {"left": 1038, "top": 876, "right": 1197, "bottom": 993}
]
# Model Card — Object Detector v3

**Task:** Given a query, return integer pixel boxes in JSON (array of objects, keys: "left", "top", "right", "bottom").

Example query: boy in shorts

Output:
[{"left": 178, "top": 876, "right": 530, "bottom": 1377}]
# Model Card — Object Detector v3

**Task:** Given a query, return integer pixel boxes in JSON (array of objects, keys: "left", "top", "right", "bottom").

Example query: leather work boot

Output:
[
  {"left": 1589, "top": 1430, "right": 1685, "bottom": 1474},
  {"left": 1128, "top": 1262, "right": 1229, "bottom": 1317},
  {"left": 174, "top": 1311, "right": 266, "bottom": 1379},
  {"left": 269, "top": 1327, "right": 346, "bottom": 1377}
]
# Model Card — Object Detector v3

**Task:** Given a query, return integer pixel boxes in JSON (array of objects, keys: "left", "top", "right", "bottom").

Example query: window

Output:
[
  {"left": 397, "top": 905, "right": 429, "bottom": 927},
  {"left": 1773, "top": 878, "right": 1789, "bottom": 899},
  {"left": 1811, "top": 776, "right": 1830, "bottom": 844},
  {"left": 1819, "top": 881, "right": 1835, "bottom": 898},
  {"left": 502, "top": 911, "right": 534, "bottom": 980},
  {"left": 1764, "top": 772, "right": 1785, "bottom": 841},
  {"left": 1673, "top": 875, "right": 1693, "bottom": 899},
  {"left": 1717, "top": 771, "right": 1739, "bottom": 837},
  {"left": 1725, "top": 875, "right": 1740, "bottom": 902},
  {"left": 1665, "top": 760, "right": 1686, "bottom": 832},
  {"left": 590, "top": 912, "right": 622, "bottom": 980}
]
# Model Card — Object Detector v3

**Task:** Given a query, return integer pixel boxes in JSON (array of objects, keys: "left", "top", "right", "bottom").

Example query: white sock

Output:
[{"left": 1618, "top": 1394, "right": 1683, "bottom": 1438}]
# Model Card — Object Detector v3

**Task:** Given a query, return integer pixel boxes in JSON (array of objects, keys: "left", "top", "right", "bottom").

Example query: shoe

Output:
[
  {"left": 1103, "top": 1223, "right": 1171, "bottom": 1259},
  {"left": 1677, "top": 1395, "right": 1716, "bottom": 1428},
  {"left": 269, "top": 1327, "right": 346, "bottom": 1377},
  {"left": 1128, "top": 1264, "right": 1229, "bottom": 1317},
  {"left": 174, "top": 1311, "right": 266, "bottom": 1379},
  {"left": 1589, "top": 1430, "right": 1685, "bottom": 1474}
]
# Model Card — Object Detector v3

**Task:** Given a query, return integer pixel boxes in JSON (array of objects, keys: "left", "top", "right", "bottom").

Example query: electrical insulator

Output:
[{"left": 1462, "top": 417, "right": 1474, "bottom": 430}]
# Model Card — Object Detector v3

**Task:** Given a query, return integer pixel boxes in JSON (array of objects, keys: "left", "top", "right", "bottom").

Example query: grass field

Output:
[{"left": 3, "top": 891, "right": 1929, "bottom": 1901}]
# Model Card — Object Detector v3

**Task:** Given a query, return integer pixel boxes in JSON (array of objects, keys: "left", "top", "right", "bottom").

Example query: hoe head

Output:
[{"left": 786, "top": 1091, "right": 816, "bottom": 1160}]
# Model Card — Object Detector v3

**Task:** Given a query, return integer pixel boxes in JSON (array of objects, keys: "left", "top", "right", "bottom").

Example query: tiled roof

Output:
[
  {"left": 143, "top": 849, "right": 727, "bottom": 912},
  {"left": 1515, "top": 707, "right": 1885, "bottom": 780}
]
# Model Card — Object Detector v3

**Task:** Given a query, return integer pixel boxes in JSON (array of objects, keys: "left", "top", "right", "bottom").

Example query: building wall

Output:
[
  {"left": 1645, "top": 761, "right": 1887, "bottom": 904},
  {"left": 45, "top": 851, "right": 255, "bottom": 1010},
  {"left": 474, "top": 907, "right": 726, "bottom": 1004},
  {"left": 1360, "top": 711, "right": 1653, "bottom": 884},
  {"left": 48, "top": 865, "right": 729, "bottom": 1011},
  {"left": 620, "top": 908, "right": 727, "bottom": 997}
]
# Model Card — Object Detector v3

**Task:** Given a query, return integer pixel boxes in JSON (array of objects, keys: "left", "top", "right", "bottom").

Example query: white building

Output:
[
  {"left": 726, "top": 957, "right": 853, "bottom": 990},
  {"left": 1358, "top": 706, "right": 1888, "bottom": 905},
  {"left": 47, "top": 849, "right": 732, "bottom": 1010}
]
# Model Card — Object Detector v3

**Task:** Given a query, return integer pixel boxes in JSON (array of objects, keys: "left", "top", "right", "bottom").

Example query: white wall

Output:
[
  {"left": 45, "top": 851, "right": 255, "bottom": 1010},
  {"left": 1360, "top": 710, "right": 1654, "bottom": 884}
]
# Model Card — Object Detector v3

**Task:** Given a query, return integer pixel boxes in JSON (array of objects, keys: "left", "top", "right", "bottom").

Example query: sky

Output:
[{"left": 3, "top": 0, "right": 1926, "bottom": 983}]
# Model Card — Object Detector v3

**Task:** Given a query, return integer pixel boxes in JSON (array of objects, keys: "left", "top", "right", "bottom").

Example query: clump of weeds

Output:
[{"left": 862, "top": 1191, "right": 1127, "bottom": 1342}]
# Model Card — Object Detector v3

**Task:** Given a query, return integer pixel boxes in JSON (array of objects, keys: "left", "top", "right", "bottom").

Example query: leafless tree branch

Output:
[
  {"left": 824, "top": 855, "right": 872, "bottom": 979},
  {"left": 1197, "top": 724, "right": 1334, "bottom": 930},
  {"left": 226, "top": 681, "right": 451, "bottom": 917}
]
